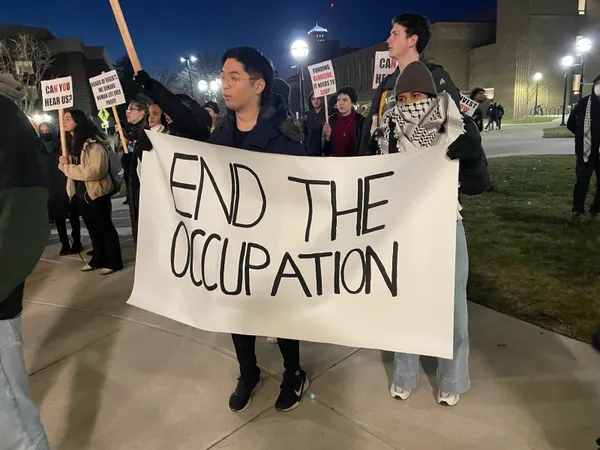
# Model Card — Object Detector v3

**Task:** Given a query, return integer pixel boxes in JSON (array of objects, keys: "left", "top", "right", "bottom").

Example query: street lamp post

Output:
[
  {"left": 209, "top": 79, "right": 220, "bottom": 100},
  {"left": 560, "top": 55, "right": 575, "bottom": 126},
  {"left": 290, "top": 40, "right": 309, "bottom": 117},
  {"left": 198, "top": 79, "right": 208, "bottom": 102},
  {"left": 180, "top": 55, "right": 197, "bottom": 100},
  {"left": 576, "top": 38, "right": 592, "bottom": 100},
  {"left": 533, "top": 72, "right": 542, "bottom": 115}
]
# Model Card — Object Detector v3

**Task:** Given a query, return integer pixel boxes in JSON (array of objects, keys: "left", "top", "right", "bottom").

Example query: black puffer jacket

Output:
[
  {"left": 567, "top": 93, "right": 600, "bottom": 158},
  {"left": 303, "top": 92, "right": 326, "bottom": 156}
]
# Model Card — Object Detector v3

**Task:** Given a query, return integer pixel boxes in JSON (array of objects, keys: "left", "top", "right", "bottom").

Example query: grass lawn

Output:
[
  {"left": 462, "top": 156, "right": 600, "bottom": 342},
  {"left": 543, "top": 127, "right": 574, "bottom": 139},
  {"left": 502, "top": 116, "right": 558, "bottom": 124}
]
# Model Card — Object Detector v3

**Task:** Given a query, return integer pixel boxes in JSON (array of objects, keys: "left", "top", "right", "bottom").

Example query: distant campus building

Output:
[
  {"left": 0, "top": 24, "right": 112, "bottom": 118},
  {"left": 290, "top": 0, "right": 599, "bottom": 118}
]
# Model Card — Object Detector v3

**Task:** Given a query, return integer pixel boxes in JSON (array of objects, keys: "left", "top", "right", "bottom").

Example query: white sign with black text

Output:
[
  {"left": 89, "top": 70, "right": 126, "bottom": 110},
  {"left": 41, "top": 76, "right": 74, "bottom": 112},
  {"left": 373, "top": 51, "right": 398, "bottom": 89},
  {"left": 308, "top": 60, "right": 337, "bottom": 98}
]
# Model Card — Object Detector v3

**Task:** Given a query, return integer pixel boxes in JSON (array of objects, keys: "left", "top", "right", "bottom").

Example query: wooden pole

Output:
[
  {"left": 108, "top": 0, "right": 142, "bottom": 72},
  {"left": 58, "top": 109, "right": 67, "bottom": 157},
  {"left": 112, "top": 106, "right": 128, "bottom": 153},
  {"left": 324, "top": 95, "right": 329, "bottom": 124}
]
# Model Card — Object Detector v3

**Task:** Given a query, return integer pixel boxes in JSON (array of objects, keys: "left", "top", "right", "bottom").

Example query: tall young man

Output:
[
  {"left": 358, "top": 13, "right": 460, "bottom": 155},
  {"left": 209, "top": 47, "right": 309, "bottom": 413},
  {"left": 303, "top": 93, "right": 326, "bottom": 156}
]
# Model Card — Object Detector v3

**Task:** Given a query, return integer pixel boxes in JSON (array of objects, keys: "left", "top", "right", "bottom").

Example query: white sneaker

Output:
[
  {"left": 100, "top": 269, "right": 115, "bottom": 276},
  {"left": 81, "top": 264, "right": 95, "bottom": 272},
  {"left": 437, "top": 391, "right": 460, "bottom": 406},
  {"left": 266, "top": 337, "right": 278, "bottom": 344},
  {"left": 390, "top": 384, "right": 411, "bottom": 400}
]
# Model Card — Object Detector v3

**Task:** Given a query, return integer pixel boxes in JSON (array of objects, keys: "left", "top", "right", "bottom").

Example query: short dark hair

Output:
[
  {"left": 392, "top": 13, "right": 431, "bottom": 54},
  {"left": 204, "top": 101, "right": 220, "bottom": 115},
  {"left": 65, "top": 109, "right": 106, "bottom": 156},
  {"left": 337, "top": 86, "right": 358, "bottom": 104},
  {"left": 470, "top": 88, "right": 486, "bottom": 100},
  {"left": 221, "top": 47, "right": 274, "bottom": 103}
]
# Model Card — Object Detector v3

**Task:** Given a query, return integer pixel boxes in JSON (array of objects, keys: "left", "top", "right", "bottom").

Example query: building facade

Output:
[
  {"left": 0, "top": 24, "right": 113, "bottom": 118},
  {"left": 290, "top": 0, "right": 599, "bottom": 119}
]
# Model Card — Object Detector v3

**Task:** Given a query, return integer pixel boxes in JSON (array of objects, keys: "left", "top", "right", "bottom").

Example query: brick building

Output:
[
  {"left": 0, "top": 24, "right": 113, "bottom": 118},
  {"left": 291, "top": 0, "right": 599, "bottom": 119}
]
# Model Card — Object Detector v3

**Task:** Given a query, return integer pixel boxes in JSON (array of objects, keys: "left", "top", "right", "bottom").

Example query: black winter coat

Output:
[
  {"left": 567, "top": 94, "right": 600, "bottom": 157},
  {"left": 38, "top": 138, "right": 69, "bottom": 221},
  {"left": 322, "top": 111, "right": 364, "bottom": 157},
  {"left": 303, "top": 92, "right": 326, "bottom": 156},
  {"left": 209, "top": 96, "right": 306, "bottom": 156}
]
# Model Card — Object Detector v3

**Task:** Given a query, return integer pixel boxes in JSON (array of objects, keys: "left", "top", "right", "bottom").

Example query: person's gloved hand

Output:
[{"left": 134, "top": 70, "right": 153, "bottom": 90}]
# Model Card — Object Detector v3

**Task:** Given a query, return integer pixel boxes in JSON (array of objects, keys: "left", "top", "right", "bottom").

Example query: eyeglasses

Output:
[
  {"left": 219, "top": 73, "right": 259, "bottom": 87},
  {"left": 126, "top": 108, "right": 141, "bottom": 113}
]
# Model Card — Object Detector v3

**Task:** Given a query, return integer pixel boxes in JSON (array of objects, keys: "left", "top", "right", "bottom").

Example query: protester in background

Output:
[
  {"left": 204, "top": 101, "right": 220, "bottom": 131},
  {"left": 322, "top": 87, "right": 364, "bottom": 157},
  {"left": 359, "top": 13, "right": 460, "bottom": 155},
  {"left": 272, "top": 77, "right": 294, "bottom": 118},
  {"left": 148, "top": 103, "right": 167, "bottom": 133},
  {"left": 59, "top": 109, "right": 123, "bottom": 275},
  {"left": 495, "top": 102, "right": 505, "bottom": 130},
  {"left": 38, "top": 121, "right": 83, "bottom": 256},
  {"left": 125, "top": 100, "right": 149, "bottom": 243},
  {"left": 567, "top": 74, "right": 600, "bottom": 221},
  {"left": 210, "top": 46, "right": 309, "bottom": 414},
  {"left": 485, "top": 102, "right": 498, "bottom": 131},
  {"left": 303, "top": 92, "right": 326, "bottom": 156},
  {"left": 470, "top": 88, "right": 487, "bottom": 132},
  {"left": 0, "top": 73, "right": 51, "bottom": 450}
]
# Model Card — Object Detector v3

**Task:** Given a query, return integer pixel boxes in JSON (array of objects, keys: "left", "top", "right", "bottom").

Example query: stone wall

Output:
[{"left": 469, "top": 44, "right": 497, "bottom": 94}]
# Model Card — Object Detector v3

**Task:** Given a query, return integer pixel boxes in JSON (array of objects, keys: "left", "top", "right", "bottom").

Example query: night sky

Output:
[{"left": 3, "top": 0, "right": 496, "bottom": 77}]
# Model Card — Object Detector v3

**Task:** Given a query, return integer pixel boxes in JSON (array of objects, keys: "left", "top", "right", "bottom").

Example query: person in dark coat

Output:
[
  {"left": 485, "top": 102, "right": 498, "bottom": 131},
  {"left": 469, "top": 88, "right": 486, "bottom": 132},
  {"left": 303, "top": 91, "right": 326, "bottom": 156},
  {"left": 322, "top": 87, "right": 364, "bottom": 157},
  {"left": 204, "top": 101, "right": 220, "bottom": 131},
  {"left": 567, "top": 74, "right": 600, "bottom": 220},
  {"left": 209, "top": 46, "right": 308, "bottom": 415},
  {"left": 38, "top": 121, "right": 83, "bottom": 255},
  {"left": 0, "top": 73, "right": 51, "bottom": 449}
]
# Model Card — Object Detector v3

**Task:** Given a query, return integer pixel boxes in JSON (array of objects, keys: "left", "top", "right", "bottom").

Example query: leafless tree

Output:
[
  {"left": 170, "top": 50, "right": 222, "bottom": 101},
  {"left": 0, "top": 33, "right": 54, "bottom": 114},
  {"left": 152, "top": 63, "right": 179, "bottom": 91}
]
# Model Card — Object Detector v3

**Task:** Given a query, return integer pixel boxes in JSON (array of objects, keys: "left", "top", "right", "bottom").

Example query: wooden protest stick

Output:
[
  {"left": 324, "top": 95, "right": 329, "bottom": 124},
  {"left": 108, "top": 0, "right": 142, "bottom": 72},
  {"left": 58, "top": 109, "right": 67, "bottom": 157},
  {"left": 111, "top": 106, "right": 128, "bottom": 153}
]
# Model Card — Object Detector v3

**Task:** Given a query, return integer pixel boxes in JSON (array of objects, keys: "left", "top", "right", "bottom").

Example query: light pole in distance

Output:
[
  {"left": 533, "top": 72, "right": 543, "bottom": 115},
  {"left": 209, "top": 79, "right": 220, "bottom": 100},
  {"left": 290, "top": 40, "right": 309, "bottom": 117},
  {"left": 575, "top": 37, "right": 592, "bottom": 100},
  {"left": 560, "top": 55, "right": 575, "bottom": 126},
  {"left": 198, "top": 79, "right": 208, "bottom": 102},
  {"left": 180, "top": 55, "right": 197, "bottom": 99}
]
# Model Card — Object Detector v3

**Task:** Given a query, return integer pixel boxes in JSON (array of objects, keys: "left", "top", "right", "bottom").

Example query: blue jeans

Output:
[
  {"left": 0, "top": 316, "right": 50, "bottom": 450},
  {"left": 393, "top": 220, "right": 470, "bottom": 395}
]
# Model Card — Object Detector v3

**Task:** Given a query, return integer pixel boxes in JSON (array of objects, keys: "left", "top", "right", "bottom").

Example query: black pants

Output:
[
  {"left": 573, "top": 152, "right": 600, "bottom": 214},
  {"left": 485, "top": 118, "right": 495, "bottom": 131},
  {"left": 55, "top": 201, "right": 81, "bottom": 248},
  {"left": 127, "top": 183, "right": 140, "bottom": 244},
  {"left": 232, "top": 334, "right": 300, "bottom": 383},
  {"left": 76, "top": 194, "right": 123, "bottom": 270},
  {"left": 122, "top": 153, "right": 132, "bottom": 193}
]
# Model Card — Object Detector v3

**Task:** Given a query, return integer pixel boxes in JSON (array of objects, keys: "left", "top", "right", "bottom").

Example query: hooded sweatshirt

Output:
[
  {"left": 0, "top": 75, "right": 49, "bottom": 320},
  {"left": 303, "top": 92, "right": 326, "bottom": 156}
]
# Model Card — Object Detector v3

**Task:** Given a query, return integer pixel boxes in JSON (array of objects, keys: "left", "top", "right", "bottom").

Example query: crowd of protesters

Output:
[{"left": 3, "top": 8, "right": 600, "bottom": 449}]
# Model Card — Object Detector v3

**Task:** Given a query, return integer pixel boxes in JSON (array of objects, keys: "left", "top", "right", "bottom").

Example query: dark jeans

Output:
[
  {"left": 232, "top": 334, "right": 300, "bottom": 383},
  {"left": 573, "top": 152, "right": 600, "bottom": 214},
  {"left": 127, "top": 186, "right": 140, "bottom": 244},
  {"left": 55, "top": 201, "right": 81, "bottom": 248},
  {"left": 76, "top": 194, "right": 123, "bottom": 270},
  {"left": 485, "top": 118, "right": 495, "bottom": 131}
]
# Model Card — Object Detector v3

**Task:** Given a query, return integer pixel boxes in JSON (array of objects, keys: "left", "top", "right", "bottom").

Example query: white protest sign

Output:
[
  {"left": 128, "top": 134, "right": 459, "bottom": 358},
  {"left": 373, "top": 51, "right": 398, "bottom": 89},
  {"left": 460, "top": 95, "right": 479, "bottom": 117},
  {"left": 41, "top": 76, "right": 74, "bottom": 111},
  {"left": 308, "top": 60, "right": 337, "bottom": 98},
  {"left": 89, "top": 70, "right": 126, "bottom": 109}
]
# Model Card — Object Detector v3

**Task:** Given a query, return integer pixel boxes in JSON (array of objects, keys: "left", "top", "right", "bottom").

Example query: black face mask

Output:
[{"left": 41, "top": 132, "right": 54, "bottom": 142}]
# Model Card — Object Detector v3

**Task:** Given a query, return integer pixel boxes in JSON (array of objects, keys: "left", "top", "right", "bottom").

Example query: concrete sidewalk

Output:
[{"left": 21, "top": 232, "right": 600, "bottom": 450}]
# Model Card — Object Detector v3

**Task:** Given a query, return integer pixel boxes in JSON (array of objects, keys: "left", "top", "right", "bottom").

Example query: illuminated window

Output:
[{"left": 579, "top": 0, "right": 586, "bottom": 15}]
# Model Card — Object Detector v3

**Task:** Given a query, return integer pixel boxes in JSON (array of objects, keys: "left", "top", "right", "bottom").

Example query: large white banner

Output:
[{"left": 128, "top": 134, "right": 459, "bottom": 358}]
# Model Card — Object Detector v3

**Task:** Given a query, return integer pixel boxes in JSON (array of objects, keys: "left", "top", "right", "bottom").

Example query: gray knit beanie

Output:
[
  {"left": 0, "top": 73, "right": 25, "bottom": 102},
  {"left": 394, "top": 61, "right": 437, "bottom": 99}
]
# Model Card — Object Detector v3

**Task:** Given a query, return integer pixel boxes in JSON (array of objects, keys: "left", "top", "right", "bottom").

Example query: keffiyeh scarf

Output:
[{"left": 583, "top": 96, "right": 592, "bottom": 162}]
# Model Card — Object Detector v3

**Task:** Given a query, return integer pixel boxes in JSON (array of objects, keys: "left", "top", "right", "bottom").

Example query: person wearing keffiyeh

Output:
[{"left": 567, "top": 74, "right": 600, "bottom": 221}]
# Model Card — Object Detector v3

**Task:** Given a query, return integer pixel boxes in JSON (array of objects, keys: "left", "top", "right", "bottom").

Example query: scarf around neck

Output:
[{"left": 583, "top": 96, "right": 593, "bottom": 162}]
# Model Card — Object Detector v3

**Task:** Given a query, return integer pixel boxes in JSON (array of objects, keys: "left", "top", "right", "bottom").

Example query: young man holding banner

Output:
[{"left": 209, "top": 47, "right": 309, "bottom": 413}]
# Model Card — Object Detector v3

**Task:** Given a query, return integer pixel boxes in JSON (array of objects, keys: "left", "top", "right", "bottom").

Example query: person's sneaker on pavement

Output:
[
  {"left": 275, "top": 369, "right": 309, "bottom": 412},
  {"left": 437, "top": 390, "right": 460, "bottom": 406},
  {"left": 390, "top": 384, "right": 411, "bottom": 400},
  {"left": 229, "top": 377, "right": 263, "bottom": 413}
]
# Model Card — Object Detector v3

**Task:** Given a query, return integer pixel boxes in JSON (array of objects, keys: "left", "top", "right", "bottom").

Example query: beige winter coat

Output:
[{"left": 59, "top": 140, "right": 113, "bottom": 200}]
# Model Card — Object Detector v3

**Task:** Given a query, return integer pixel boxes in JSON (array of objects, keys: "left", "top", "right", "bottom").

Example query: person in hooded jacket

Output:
[
  {"left": 303, "top": 92, "right": 326, "bottom": 156},
  {"left": 38, "top": 121, "right": 83, "bottom": 256},
  {"left": 567, "top": 74, "right": 600, "bottom": 221},
  {"left": 322, "top": 87, "right": 364, "bottom": 157}
]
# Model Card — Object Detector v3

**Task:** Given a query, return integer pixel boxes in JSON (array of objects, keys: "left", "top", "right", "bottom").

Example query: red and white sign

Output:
[
  {"left": 459, "top": 95, "right": 479, "bottom": 117},
  {"left": 373, "top": 51, "right": 398, "bottom": 89},
  {"left": 308, "top": 60, "right": 337, "bottom": 98}
]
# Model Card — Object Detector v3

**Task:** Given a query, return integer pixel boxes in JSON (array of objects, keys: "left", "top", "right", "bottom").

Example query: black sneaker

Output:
[
  {"left": 275, "top": 369, "right": 309, "bottom": 412},
  {"left": 69, "top": 243, "right": 84, "bottom": 255},
  {"left": 59, "top": 245, "right": 70, "bottom": 256},
  {"left": 229, "top": 377, "right": 262, "bottom": 413}
]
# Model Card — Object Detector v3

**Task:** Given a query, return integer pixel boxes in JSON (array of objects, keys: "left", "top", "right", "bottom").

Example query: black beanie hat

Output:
[
  {"left": 337, "top": 86, "right": 358, "bottom": 104},
  {"left": 204, "top": 101, "right": 220, "bottom": 115},
  {"left": 394, "top": 61, "right": 437, "bottom": 99}
]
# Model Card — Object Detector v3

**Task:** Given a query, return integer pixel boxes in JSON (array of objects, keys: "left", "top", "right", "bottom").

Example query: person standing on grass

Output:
[
  {"left": 567, "top": 74, "right": 600, "bottom": 222},
  {"left": 0, "top": 73, "right": 51, "bottom": 450},
  {"left": 59, "top": 110, "right": 123, "bottom": 275},
  {"left": 209, "top": 46, "right": 309, "bottom": 414}
]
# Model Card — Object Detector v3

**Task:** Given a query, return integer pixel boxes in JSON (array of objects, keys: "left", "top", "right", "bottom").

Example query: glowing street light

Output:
[
  {"left": 290, "top": 40, "right": 309, "bottom": 116},
  {"left": 198, "top": 80, "right": 208, "bottom": 92},
  {"left": 180, "top": 55, "right": 198, "bottom": 99},
  {"left": 533, "top": 73, "right": 543, "bottom": 115},
  {"left": 560, "top": 56, "right": 576, "bottom": 126},
  {"left": 209, "top": 79, "right": 220, "bottom": 93},
  {"left": 575, "top": 38, "right": 593, "bottom": 99}
]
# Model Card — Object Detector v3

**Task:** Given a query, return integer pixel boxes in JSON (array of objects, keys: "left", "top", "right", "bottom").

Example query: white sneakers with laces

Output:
[
  {"left": 389, "top": 384, "right": 411, "bottom": 400},
  {"left": 390, "top": 384, "right": 460, "bottom": 406}
]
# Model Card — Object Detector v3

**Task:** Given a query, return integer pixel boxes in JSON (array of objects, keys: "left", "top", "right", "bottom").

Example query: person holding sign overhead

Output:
[
  {"left": 322, "top": 87, "right": 364, "bottom": 157},
  {"left": 59, "top": 109, "right": 123, "bottom": 275},
  {"left": 209, "top": 46, "right": 309, "bottom": 414}
]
